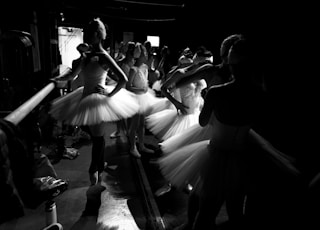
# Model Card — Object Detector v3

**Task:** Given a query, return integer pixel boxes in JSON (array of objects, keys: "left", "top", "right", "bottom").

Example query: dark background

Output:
[{"left": 0, "top": 0, "right": 318, "bottom": 179}]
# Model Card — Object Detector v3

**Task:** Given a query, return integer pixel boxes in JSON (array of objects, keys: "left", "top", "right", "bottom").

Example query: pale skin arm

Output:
[
  {"left": 161, "top": 69, "right": 189, "bottom": 114},
  {"left": 54, "top": 43, "right": 88, "bottom": 86},
  {"left": 99, "top": 52, "right": 128, "bottom": 97},
  {"left": 50, "top": 57, "right": 85, "bottom": 88},
  {"left": 54, "top": 58, "right": 85, "bottom": 82},
  {"left": 175, "top": 63, "right": 215, "bottom": 88},
  {"left": 53, "top": 43, "right": 92, "bottom": 83}
]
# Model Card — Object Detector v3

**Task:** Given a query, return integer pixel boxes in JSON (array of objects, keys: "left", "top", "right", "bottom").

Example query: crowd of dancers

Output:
[{"left": 49, "top": 17, "right": 319, "bottom": 230}]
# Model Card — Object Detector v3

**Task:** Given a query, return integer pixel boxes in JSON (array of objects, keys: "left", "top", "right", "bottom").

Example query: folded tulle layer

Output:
[
  {"left": 147, "top": 97, "right": 174, "bottom": 115},
  {"left": 160, "top": 124, "right": 213, "bottom": 154},
  {"left": 157, "top": 128, "right": 300, "bottom": 192},
  {"left": 146, "top": 108, "right": 200, "bottom": 141},
  {"left": 158, "top": 140, "right": 210, "bottom": 190},
  {"left": 135, "top": 89, "right": 165, "bottom": 114},
  {"left": 49, "top": 86, "right": 140, "bottom": 125}
]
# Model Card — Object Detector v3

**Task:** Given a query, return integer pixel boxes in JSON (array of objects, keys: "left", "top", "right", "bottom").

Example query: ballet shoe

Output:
[
  {"left": 130, "top": 148, "right": 141, "bottom": 158},
  {"left": 89, "top": 171, "right": 98, "bottom": 186},
  {"left": 139, "top": 146, "right": 155, "bottom": 154},
  {"left": 110, "top": 131, "right": 121, "bottom": 139},
  {"left": 155, "top": 183, "right": 172, "bottom": 197}
]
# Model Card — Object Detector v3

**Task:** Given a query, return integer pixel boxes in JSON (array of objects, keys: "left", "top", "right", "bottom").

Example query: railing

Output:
[
  {"left": 1, "top": 67, "right": 167, "bottom": 229},
  {"left": 0, "top": 68, "right": 71, "bottom": 229},
  {"left": 4, "top": 68, "right": 71, "bottom": 125}
]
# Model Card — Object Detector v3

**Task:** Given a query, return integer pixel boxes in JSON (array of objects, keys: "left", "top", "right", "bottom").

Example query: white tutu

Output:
[
  {"left": 147, "top": 97, "right": 175, "bottom": 115},
  {"left": 49, "top": 87, "right": 84, "bottom": 122},
  {"left": 146, "top": 108, "right": 200, "bottom": 141},
  {"left": 158, "top": 140, "right": 211, "bottom": 190},
  {"left": 135, "top": 88, "right": 165, "bottom": 115},
  {"left": 160, "top": 124, "right": 213, "bottom": 154},
  {"left": 49, "top": 85, "right": 139, "bottom": 126},
  {"left": 151, "top": 79, "right": 162, "bottom": 92},
  {"left": 158, "top": 129, "right": 300, "bottom": 192}
]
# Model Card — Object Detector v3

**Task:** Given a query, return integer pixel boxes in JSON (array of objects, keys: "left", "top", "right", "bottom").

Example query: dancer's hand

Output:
[{"left": 49, "top": 78, "right": 68, "bottom": 88}]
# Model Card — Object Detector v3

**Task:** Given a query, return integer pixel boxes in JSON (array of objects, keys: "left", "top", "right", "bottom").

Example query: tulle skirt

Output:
[
  {"left": 147, "top": 97, "right": 175, "bottom": 115},
  {"left": 136, "top": 88, "right": 166, "bottom": 115},
  {"left": 160, "top": 124, "right": 213, "bottom": 154},
  {"left": 49, "top": 85, "right": 140, "bottom": 126},
  {"left": 158, "top": 140, "right": 211, "bottom": 190},
  {"left": 145, "top": 108, "right": 200, "bottom": 141},
  {"left": 157, "top": 130, "right": 300, "bottom": 192}
]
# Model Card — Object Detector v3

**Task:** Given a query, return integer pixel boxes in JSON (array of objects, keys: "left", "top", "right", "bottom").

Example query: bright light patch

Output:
[{"left": 147, "top": 35, "right": 160, "bottom": 47}]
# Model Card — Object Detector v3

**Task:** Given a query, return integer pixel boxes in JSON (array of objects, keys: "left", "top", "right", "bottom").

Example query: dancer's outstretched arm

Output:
[{"left": 175, "top": 63, "right": 215, "bottom": 88}]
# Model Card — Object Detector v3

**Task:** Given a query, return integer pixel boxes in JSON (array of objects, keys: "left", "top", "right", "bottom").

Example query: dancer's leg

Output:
[
  {"left": 128, "top": 114, "right": 141, "bottom": 158},
  {"left": 89, "top": 124, "right": 106, "bottom": 185},
  {"left": 137, "top": 114, "right": 154, "bottom": 154}
]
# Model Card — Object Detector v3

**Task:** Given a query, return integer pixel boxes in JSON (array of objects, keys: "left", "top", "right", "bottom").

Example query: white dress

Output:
[
  {"left": 160, "top": 123, "right": 212, "bottom": 154},
  {"left": 127, "top": 63, "right": 163, "bottom": 115},
  {"left": 49, "top": 54, "right": 140, "bottom": 126},
  {"left": 145, "top": 79, "right": 206, "bottom": 141}
]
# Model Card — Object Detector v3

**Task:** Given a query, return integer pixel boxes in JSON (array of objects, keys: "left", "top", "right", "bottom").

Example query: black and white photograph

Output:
[{"left": 0, "top": 1, "right": 317, "bottom": 229}]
